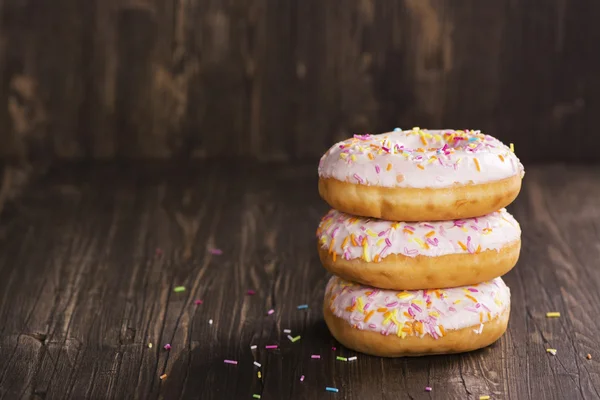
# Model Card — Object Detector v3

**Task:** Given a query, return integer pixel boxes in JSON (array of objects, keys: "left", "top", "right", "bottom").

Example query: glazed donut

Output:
[
  {"left": 317, "top": 208, "right": 520, "bottom": 290},
  {"left": 323, "top": 275, "right": 510, "bottom": 357},
  {"left": 318, "top": 128, "right": 524, "bottom": 221}
]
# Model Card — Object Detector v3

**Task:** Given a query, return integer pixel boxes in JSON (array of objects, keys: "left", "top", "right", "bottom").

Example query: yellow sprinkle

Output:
[
  {"left": 148, "top": 343, "right": 153, "bottom": 348},
  {"left": 547, "top": 348, "right": 557, "bottom": 355},
  {"left": 474, "top": 158, "right": 481, "bottom": 172},
  {"left": 454, "top": 299, "right": 461, "bottom": 304},
  {"left": 396, "top": 292, "right": 413, "bottom": 299},
  {"left": 546, "top": 312, "right": 561, "bottom": 318},
  {"left": 456, "top": 157, "right": 462, "bottom": 164},
  {"left": 434, "top": 134, "right": 442, "bottom": 141},
  {"left": 340, "top": 153, "right": 348, "bottom": 159},
  {"left": 458, "top": 241, "right": 468, "bottom": 251},
  {"left": 363, "top": 240, "right": 371, "bottom": 262},
  {"left": 357, "top": 297, "right": 365, "bottom": 313},
  {"left": 376, "top": 239, "right": 384, "bottom": 246},
  {"left": 479, "top": 396, "right": 490, "bottom": 400},
  {"left": 510, "top": 143, "right": 515, "bottom": 152},
  {"left": 366, "top": 229, "right": 377, "bottom": 237},
  {"left": 417, "top": 164, "right": 425, "bottom": 170},
  {"left": 413, "top": 237, "right": 427, "bottom": 249},
  {"left": 258, "top": 371, "right": 262, "bottom": 379}
]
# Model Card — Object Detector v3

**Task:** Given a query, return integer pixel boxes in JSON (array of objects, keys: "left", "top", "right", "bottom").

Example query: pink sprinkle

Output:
[
  {"left": 164, "top": 344, "right": 171, "bottom": 350},
  {"left": 404, "top": 225, "right": 416, "bottom": 231},
  {"left": 386, "top": 301, "right": 398, "bottom": 308},
  {"left": 266, "top": 345, "right": 278, "bottom": 349},
  {"left": 194, "top": 299, "right": 203, "bottom": 305},
  {"left": 353, "top": 173, "right": 364, "bottom": 184},
  {"left": 423, "top": 224, "right": 435, "bottom": 229},
  {"left": 411, "top": 303, "right": 422, "bottom": 313},
  {"left": 209, "top": 248, "right": 223, "bottom": 255},
  {"left": 375, "top": 165, "right": 381, "bottom": 174},
  {"left": 311, "top": 355, "right": 321, "bottom": 359},
  {"left": 300, "top": 375, "right": 305, "bottom": 382},
  {"left": 247, "top": 290, "right": 256, "bottom": 295},
  {"left": 224, "top": 359, "right": 238, "bottom": 365},
  {"left": 385, "top": 238, "right": 392, "bottom": 247},
  {"left": 382, "top": 146, "right": 390, "bottom": 153},
  {"left": 468, "top": 288, "right": 479, "bottom": 292},
  {"left": 267, "top": 309, "right": 275, "bottom": 315},
  {"left": 332, "top": 347, "right": 336, "bottom": 351},
  {"left": 425, "top": 386, "right": 432, "bottom": 392}
]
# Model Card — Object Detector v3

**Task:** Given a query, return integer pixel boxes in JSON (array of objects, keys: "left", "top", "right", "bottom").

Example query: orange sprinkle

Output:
[
  {"left": 367, "top": 153, "right": 374, "bottom": 160},
  {"left": 377, "top": 307, "right": 388, "bottom": 312},
  {"left": 487, "top": 312, "right": 491, "bottom": 321},
  {"left": 362, "top": 236, "right": 367, "bottom": 246},
  {"left": 329, "top": 239, "right": 336, "bottom": 253},
  {"left": 476, "top": 244, "right": 481, "bottom": 254},
  {"left": 403, "top": 229, "right": 413, "bottom": 235},
  {"left": 160, "top": 374, "right": 167, "bottom": 380},
  {"left": 439, "top": 325, "right": 446, "bottom": 336},
  {"left": 373, "top": 254, "right": 380, "bottom": 262},
  {"left": 364, "top": 310, "right": 375, "bottom": 322},
  {"left": 350, "top": 234, "right": 358, "bottom": 246},
  {"left": 396, "top": 174, "right": 404, "bottom": 183},
  {"left": 425, "top": 231, "right": 436, "bottom": 237},
  {"left": 387, "top": 163, "right": 392, "bottom": 171},
  {"left": 417, "top": 164, "right": 425, "bottom": 170},
  {"left": 332, "top": 252, "right": 337, "bottom": 262},
  {"left": 403, "top": 311, "right": 411, "bottom": 318},
  {"left": 479, "top": 312, "right": 484, "bottom": 323},
  {"left": 414, "top": 321, "right": 423, "bottom": 334},
  {"left": 474, "top": 158, "right": 481, "bottom": 172},
  {"left": 466, "top": 294, "right": 478, "bottom": 303},
  {"left": 341, "top": 236, "right": 349, "bottom": 249},
  {"left": 420, "top": 136, "right": 427, "bottom": 146},
  {"left": 458, "top": 241, "right": 468, "bottom": 251},
  {"left": 498, "top": 154, "right": 505, "bottom": 162}
]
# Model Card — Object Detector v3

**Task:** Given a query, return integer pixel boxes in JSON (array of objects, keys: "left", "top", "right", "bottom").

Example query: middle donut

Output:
[{"left": 317, "top": 208, "right": 521, "bottom": 290}]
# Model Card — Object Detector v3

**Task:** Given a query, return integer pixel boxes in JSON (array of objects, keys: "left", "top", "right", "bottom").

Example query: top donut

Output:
[{"left": 318, "top": 128, "right": 524, "bottom": 221}]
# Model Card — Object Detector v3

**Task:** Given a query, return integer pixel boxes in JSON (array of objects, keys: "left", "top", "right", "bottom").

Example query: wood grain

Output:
[
  {"left": 1, "top": 1, "right": 600, "bottom": 165},
  {"left": 0, "top": 162, "right": 599, "bottom": 399}
]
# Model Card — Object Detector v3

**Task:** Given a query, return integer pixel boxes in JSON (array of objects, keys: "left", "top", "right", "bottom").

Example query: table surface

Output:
[{"left": 0, "top": 162, "right": 599, "bottom": 400}]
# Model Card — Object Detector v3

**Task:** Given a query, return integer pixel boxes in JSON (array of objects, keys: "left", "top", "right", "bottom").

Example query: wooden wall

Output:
[{"left": 1, "top": 0, "right": 600, "bottom": 164}]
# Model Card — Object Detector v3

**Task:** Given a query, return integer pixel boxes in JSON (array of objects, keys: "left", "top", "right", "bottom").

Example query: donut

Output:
[
  {"left": 323, "top": 275, "right": 510, "bottom": 357},
  {"left": 317, "top": 208, "right": 520, "bottom": 290},
  {"left": 318, "top": 128, "right": 524, "bottom": 221}
]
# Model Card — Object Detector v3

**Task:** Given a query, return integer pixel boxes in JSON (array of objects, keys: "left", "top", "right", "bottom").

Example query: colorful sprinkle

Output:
[
  {"left": 250, "top": 345, "right": 257, "bottom": 350},
  {"left": 254, "top": 361, "right": 261, "bottom": 367},
  {"left": 209, "top": 319, "right": 213, "bottom": 324},
  {"left": 311, "top": 355, "right": 321, "bottom": 359},
  {"left": 479, "top": 396, "right": 490, "bottom": 400},
  {"left": 300, "top": 375, "right": 305, "bottom": 381},
  {"left": 267, "top": 309, "right": 275, "bottom": 315},
  {"left": 546, "top": 312, "right": 560, "bottom": 318},
  {"left": 265, "top": 345, "right": 278, "bottom": 349},
  {"left": 297, "top": 304, "right": 309, "bottom": 310},
  {"left": 173, "top": 286, "right": 186, "bottom": 293},
  {"left": 325, "top": 387, "right": 339, "bottom": 393},
  {"left": 224, "top": 359, "right": 238, "bottom": 365},
  {"left": 348, "top": 356, "right": 357, "bottom": 361},
  {"left": 247, "top": 290, "right": 256, "bottom": 295},
  {"left": 336, "top": 356, "right": 348, "bottom": 361},
  {"left": 587, "top": 354, "right": 592, "bottom": 360},
  {"left": 425, "top": 387, "right": 432, "bottom": 392},
  {"left": 283, "top": 329, "right": 291, "bottom": 334},
  {"left": 253, "top": 395, "right": 261, "bottom": 399},
  {"left": 258, "top": 371, "right": 262, "bottom": 379},
  {"left": 163, "top": 344, "right": 171, "bottom": 350},
  {"left": 148, "top": 343, "right": 153, "bottom": 348},
  {"left": 547, "top": 348, "right": 557, "bottom": 355},
  {"left": 160, "top": 374, "right": 167, "bottom": 380},
  {"left": 291, "top": 336, "right": 301, "bottom": 342},
  {"left": 194, "top": 299, "right": 203, "bottom": 305},
  {"left": 209, "top": 248, "right": 223, "bottom": 255}
]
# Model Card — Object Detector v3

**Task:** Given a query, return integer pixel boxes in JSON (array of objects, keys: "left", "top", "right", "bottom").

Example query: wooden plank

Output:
[{"left": 0, "top": 163, "right": 599, "bottom": 399}]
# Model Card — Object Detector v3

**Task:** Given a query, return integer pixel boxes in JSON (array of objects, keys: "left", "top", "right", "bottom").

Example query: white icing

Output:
[
  {"left": 318, "top": 128, "right": 524, "bottom": 189},
  {"left": 325, "top": 275, "right": 510, "bottom": 338},
  {"left": 317, "top": 208, "right": 521, "bottom": 260}
]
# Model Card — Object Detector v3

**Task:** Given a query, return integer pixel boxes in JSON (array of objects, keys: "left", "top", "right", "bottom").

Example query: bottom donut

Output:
[{"left": 323, "top": 276, "right": 510, "bottom": 357}]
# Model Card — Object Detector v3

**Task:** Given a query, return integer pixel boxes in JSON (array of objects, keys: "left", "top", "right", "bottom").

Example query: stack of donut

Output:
[{"left": 316, "top": 128, "right": 524, "bottom": 357}]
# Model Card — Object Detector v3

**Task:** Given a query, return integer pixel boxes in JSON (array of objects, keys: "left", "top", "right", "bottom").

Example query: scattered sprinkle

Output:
[
  {"left": 547, "top": 348, "right": 557, "bottom": 355},
  {"left": 247, "top": 290, "right": 256, "bottom": 295},
  {"left": 291, "top": 335, "right": 301, "bottom": 343},
  {"left": 546, "top": 312, "right": 561, "bottom": 318},
  {"left": 297, "top": 304, "right": 309, "bottom": 310},
  {"left": 265, "top": 345, "right": 278, "bottom": 349},
  {"left": 283, "top": 329, "right": 292, "bottom": 334},
  {"left": 311, "top": 355, "right": 321, "bottom": 359},
  {"left": 209, "top": 248, "right": 223, "bottom": 255},
  {"left": 173, "top": 286, "right": 186, "bottom": 293},
  {"left": 587, "top": 354, "right": 592, "bottom": 360},
  {"left": 160, "top": 374, "right": 167, "bottom": 380},
  {"left": 253, "top": 395, "right": 261, "bottom": 399},
  {"left": 300, "top": 375, "right": 305, "bottom": 382},
  {"left": 394, "top": 127, "right": 402, "bottom": 131},
  {"left": 479, "top": 396, "right": 490, "bottom": 400},
  {"left": 250, "top": 345, "right": 257, "bottom": 350},
  {"left": 254, "top": 361, "right": 261, "bottom": 368},
  {"left": 267, "top": 309, "right": 275, "bottom": 315},
  {"left": 510, "top": 143, "right": 515, "bottom": 153},
  {"left": 331, "top": 347, "right": 336, "bottom": 351},
  {"left": 148, "top": 343, "right": 153, "bottom": 348},
  {"left": 209, "top": 319, "right": 213, "bottom": 325},
  {"left": 425, "top": 386, "right": 432, "bottom": 392},
  {"left": 224, "top": 359, "right": 238, "bottom": 365},
  {"left": 348, "top": 356, "right": 357, "bottom": 361},
  {"left": 336, "top": 356, "right": 348, "bottom": 362},
  {"left": 194, "top": 299, "right": 203, "bottom": 305},
  {"left": 163, "top": 344, "right": 171, "bottom": 350},
  {"left": 258, "top": 371, "right": 262, "bottom": 379},
  {"left": 287, "top": 335, "right": 294, "bottom": 341},
  {"left": 325, "top": 387, "right": 339, "bottom": 393}
]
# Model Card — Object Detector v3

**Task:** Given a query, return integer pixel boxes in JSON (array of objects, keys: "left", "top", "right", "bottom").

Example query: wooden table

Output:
[{"left": 0, "top": 162, "right": 599, "bottom": 400}]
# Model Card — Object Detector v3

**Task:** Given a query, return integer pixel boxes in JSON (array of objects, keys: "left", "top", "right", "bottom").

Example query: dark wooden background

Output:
[{"left": 1, "top": 0, "right": 600, "bottom": 166}]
